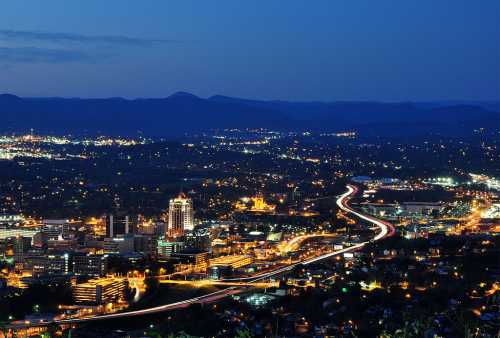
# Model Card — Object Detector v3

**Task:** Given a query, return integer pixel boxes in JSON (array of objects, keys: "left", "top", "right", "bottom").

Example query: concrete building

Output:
[{"left": 104, "top": 235, "right": 135, "bottom": 254}]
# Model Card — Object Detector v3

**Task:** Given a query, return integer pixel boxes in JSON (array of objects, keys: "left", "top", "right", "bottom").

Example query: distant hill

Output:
[{"left": 0, "top": 92, "right": 498, "bottom": 137}]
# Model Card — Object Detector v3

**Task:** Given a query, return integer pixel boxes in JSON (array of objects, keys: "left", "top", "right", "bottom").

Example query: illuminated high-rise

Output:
[{"left": 167, "top": 192, "right": 194, "bottom": 237}]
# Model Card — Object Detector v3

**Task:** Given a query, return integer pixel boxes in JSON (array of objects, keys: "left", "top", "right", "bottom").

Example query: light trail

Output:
[
  {"left": 336, "top": 185, "right": 395, "bottom": 241},
  {"left": 219, "top": 184, "right": 395, "bottom": 281},
  {"left": 11, "top": 184, "right": 394, "bottom": 328},
  {"left": 9, "top": 287, "right": 240, "bottom": 329},
  {"left": 279, "top": 233, "right": 337, "bottom": 253}
]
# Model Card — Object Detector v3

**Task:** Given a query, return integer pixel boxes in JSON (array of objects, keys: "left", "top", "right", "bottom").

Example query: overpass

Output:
[
  {"left": 278, "top": 232, "right": 338, "bottom": 253},
  {"left": 158, "top": 279, "right": 278, "bottom": 288}
]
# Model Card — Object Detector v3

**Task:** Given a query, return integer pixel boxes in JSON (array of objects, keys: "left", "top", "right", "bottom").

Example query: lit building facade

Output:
[
  {"left": 157, "top": 238, "right": 185, "bottom": 257},
  {"left": 207, "top": 255, "right": 254, "bottom": 279},
  {"left": 209, "top": 255, "right": 254, "bottom": 269},
  {"left": 73, "top": 278, "right": 128, "bottom": 305},
  {"left": 167, "top": 193, "right": 194, "bottom": 237},
  {"left": 234, "top": 194, "right": 276, "bottom": 213}
]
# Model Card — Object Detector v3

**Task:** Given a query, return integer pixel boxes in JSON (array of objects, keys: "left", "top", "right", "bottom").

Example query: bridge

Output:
[{"left": 158, "top": 279, "right": 278, "bottom": 288}]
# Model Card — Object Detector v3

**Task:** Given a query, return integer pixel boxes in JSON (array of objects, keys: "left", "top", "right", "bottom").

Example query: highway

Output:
[
  {"left": 222, "top": 184, "right": 394, "bottom": 282},
  {"left": 10, "top": 184, "right": 394, "bottom": 329},
  {"left": 279, "top": 232, "right": 338, "bottom": 253},
  {"left": 336, "top": 185, "right": 396, "bottom": 241},
  {"left": 9, "top": 287, "right": 242, "bottom": 329}
]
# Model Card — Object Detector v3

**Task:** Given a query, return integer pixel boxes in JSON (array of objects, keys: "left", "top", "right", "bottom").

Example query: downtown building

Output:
[
  {"left": 73, "top": 253, "right": 108, "bottom": 276},
  {"left": 73, "top": 278, "right": 128, "bottom": 305},
  {"left": 167, "top": 192, "right": 194, "bottom": 238}
]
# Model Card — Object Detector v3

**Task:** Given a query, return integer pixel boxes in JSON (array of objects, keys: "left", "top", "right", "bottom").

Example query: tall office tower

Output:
[
  {"left": 167, "top": 193, "right": 194, "bottom": 238},
  {"left": 13, "top": 236, "right": 32, "bottom": 264},
  {"left": 106, "top": 214, "right": 131, "bottom": 238},
  {"left": 185, "top": 230, "right": 211, "bottom": 253}
]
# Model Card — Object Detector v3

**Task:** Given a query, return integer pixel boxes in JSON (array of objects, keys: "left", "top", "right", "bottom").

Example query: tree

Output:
[
  {"left": 234, "top": 329, "right": 254, "bottom": 338},
  {"left": 144, "top": 276, "right": 160, "bottom": 293}
]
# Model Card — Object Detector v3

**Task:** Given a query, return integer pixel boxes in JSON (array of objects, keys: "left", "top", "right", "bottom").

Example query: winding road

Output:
[{"left": 10, "top": 184, "right": 394, "bottom": 329}]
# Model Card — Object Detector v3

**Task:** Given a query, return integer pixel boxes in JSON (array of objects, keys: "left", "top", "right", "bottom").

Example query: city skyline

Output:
[
  {"left": 0, "top": 2, "right": 498, "bottom": 337},
  {"left": 0, "top": 128, "right": 498, "bottom": 337}
]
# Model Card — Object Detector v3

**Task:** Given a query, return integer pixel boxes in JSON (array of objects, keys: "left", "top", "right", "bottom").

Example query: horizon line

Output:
[{"left": 1, "top": 92, "right": 499, "bottom": 104}]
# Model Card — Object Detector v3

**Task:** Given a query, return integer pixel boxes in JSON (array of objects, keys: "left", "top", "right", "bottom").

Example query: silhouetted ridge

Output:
[
  {"left": 0, "top": 93, "right": 497, "bottom": 137},
  {"left": 0, "top": 93, "right": 22, "bottom": 102},
  {"left": 167, "top": 91, "right": 200, "bottom": 99}
]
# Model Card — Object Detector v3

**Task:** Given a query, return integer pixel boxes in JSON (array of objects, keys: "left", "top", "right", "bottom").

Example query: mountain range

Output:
[{"left": 0, "top": 92, "right": 498, "bottom": 137}]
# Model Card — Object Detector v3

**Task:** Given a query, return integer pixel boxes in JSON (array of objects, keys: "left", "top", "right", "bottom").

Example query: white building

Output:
[{"left": 167, "top": 193, "right": 194, "bottom": 237}]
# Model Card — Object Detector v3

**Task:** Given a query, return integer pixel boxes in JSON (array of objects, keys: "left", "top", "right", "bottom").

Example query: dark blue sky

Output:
[{"left": 1, "top": 1, "right": 499, "bottom": 101}]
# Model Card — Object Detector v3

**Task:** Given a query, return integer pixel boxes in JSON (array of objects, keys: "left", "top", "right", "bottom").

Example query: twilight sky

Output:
[{"left": 0, "top": 1, "right": 499, "bottom": 101}]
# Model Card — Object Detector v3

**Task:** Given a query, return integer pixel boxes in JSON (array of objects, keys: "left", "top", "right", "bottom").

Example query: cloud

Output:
[
  {"left": 0, "top": 29, "right": 181, "bottom": 65},
  {"left": 0, "top": 29, "right": 179, "bottom": 46},
  {"left": 0, "top": 46, "right": 108, "bottom": 63}
]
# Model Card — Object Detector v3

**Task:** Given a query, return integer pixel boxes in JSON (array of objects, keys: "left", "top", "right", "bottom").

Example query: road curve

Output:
[
  {"left": 224, "top": 184, "right": 395, "bottom": 281},
  {"left": 336, "top": 184, "right": 396, "bottom": 240},
  {"left": 11, "top": 184, "right": 394, "bottom": 328}
]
